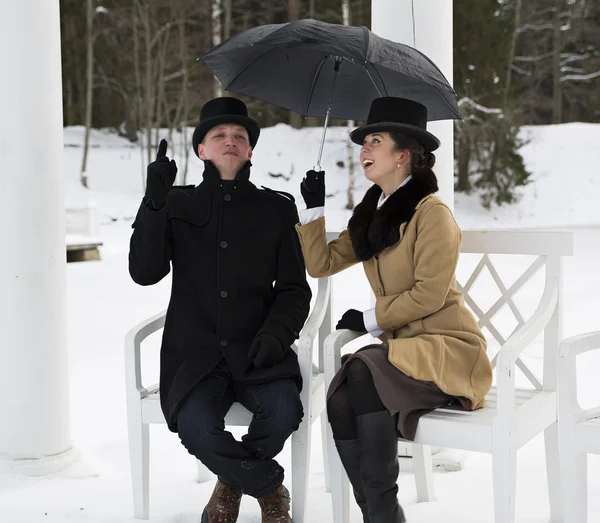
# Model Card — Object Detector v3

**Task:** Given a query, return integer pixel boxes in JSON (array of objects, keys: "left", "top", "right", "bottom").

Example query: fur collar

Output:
[{"left": 347, "top": 170, "right": 439, "bottom": 261}]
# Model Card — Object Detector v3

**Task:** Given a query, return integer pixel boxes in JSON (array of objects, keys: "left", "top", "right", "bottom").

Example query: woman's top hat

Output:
[{"left": 350, "top": 97, "right": 440, "bottom": 152}]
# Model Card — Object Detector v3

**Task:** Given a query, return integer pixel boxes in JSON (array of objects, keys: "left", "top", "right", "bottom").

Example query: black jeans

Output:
[{"left": 176, "top": 359, "right": 303, "bottom": 498}]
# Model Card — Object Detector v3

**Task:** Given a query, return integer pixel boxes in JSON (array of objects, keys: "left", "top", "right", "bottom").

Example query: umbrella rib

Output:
[
  {"left": 221, "top": 46, "right": 278, "bottom": 90},
  {"left": 365, "top": 62, "right": 386, "bottom": 97},
  {"left": 429, "top": 82, "right": 462, "bottom": 120},
  {"left": 304, "top": 56, "right": 328, "bottom": 115}
]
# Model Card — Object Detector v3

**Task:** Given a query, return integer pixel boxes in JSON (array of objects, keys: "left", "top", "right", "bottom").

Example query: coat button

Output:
[
  {"left": 220, "top": 340, "right": 228, "bottom": 347},
  {"left": 223, "top": 194, "right": 231, "bottom": 202},
  {"left": 220, "top": 241, "right": 228, "bottom": 248},
  {"left": 220, "top": 290, "right": 228, "bottom": 298}
]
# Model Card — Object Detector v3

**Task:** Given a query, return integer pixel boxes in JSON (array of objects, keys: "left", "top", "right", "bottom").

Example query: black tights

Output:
[{"left": 327, "top": 358, "right": 387, "bottom": 440}]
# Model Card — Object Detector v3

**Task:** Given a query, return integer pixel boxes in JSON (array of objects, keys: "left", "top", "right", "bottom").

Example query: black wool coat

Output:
[{"left": 129, "top": 161, "right": 312, "bottom": 432}]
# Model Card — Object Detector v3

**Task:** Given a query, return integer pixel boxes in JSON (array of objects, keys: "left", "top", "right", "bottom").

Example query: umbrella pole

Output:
[{"left": 313, "top": 58, "right": 341, "bottom": 172}]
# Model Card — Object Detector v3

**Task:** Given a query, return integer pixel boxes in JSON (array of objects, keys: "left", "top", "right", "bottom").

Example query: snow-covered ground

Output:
[{"left": 1, "top": 124, "right": 600, "bottom": 522}]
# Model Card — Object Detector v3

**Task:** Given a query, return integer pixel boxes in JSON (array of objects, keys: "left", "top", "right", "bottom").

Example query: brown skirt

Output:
[{"left": 327, "top": 343, "right": 458, "bottom": 441}]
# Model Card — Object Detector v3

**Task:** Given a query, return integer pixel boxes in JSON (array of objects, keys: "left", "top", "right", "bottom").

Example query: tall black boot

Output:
[
  {"left": 356, "top": 411, "right": 406, "bottom": 523},
  {"left": 335, "top": 439, "right": 370, "bottom": 523}
]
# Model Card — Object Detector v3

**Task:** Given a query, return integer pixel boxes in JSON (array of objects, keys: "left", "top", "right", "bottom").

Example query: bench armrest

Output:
[
  {"left": 124, "top": 310, "right": 166, "bottom": 398},
  {"left": 559, "top": 331, "right": 600, "bottom": 422},
  {"left": 493, "top": 280, "right": 559, "bottom": 423},
  {"left": 323, "top": 329, "right": 370, "bottom": 388}
]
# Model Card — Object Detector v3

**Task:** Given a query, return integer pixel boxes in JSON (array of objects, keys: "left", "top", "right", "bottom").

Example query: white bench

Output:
[
  {"left": 324, "top": 230, "right": 574, "bottom": 523},
  {"left": 124, "top": 276, "right": 333, "bottom": 522},
  {"left": 65, "top": 202, "right": 102, "bottom": 261},
  {"left": 558, "top": 331, "right": 600, "bottom": 523}
]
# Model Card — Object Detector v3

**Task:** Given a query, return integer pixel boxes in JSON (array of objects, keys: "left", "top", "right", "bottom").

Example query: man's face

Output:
[{"left": 197, "top": 124, "right": 252, "bottom": 175}]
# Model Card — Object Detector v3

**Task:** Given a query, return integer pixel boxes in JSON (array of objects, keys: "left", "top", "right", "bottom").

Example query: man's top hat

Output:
[{"left": 192, "top": 97, "right": 260, "bottom": 157}]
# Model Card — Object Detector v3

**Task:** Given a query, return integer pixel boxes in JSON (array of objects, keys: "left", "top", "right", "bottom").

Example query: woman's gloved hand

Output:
[
  {"left": 336, "top": 309, "right": 367, "bottom": 333},
  {"left": 300, "top": 170, "right": 325, "bottom": 209}
]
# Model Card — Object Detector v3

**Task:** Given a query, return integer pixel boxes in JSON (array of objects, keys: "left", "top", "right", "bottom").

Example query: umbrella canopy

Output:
[{"left": 201, "top": 18, "right": 461, "bottom": 123}]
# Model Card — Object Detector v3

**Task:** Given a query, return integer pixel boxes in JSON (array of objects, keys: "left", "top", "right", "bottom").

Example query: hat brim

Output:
[
  {"left": 350, "top": 123, "right": 440, "bottom": 152},
  {"left": 193, "top": 115, "right": 260, "bottom": 158}
]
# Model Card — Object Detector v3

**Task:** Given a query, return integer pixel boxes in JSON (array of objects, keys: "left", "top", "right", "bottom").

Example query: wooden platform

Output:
[{"left": 66, "top": 234, "right": 102, "bottom": 262}]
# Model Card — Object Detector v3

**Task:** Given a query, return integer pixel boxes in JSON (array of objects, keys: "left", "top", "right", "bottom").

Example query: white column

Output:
[
  {"left": 0, "top": 0, "right": 74, "bottom": 471},
  {"left": 372, "top": 0, "right": 463, "bottom": 468},
  {"left": 372, "top": 0, "right": 455, "bottom": 210}
]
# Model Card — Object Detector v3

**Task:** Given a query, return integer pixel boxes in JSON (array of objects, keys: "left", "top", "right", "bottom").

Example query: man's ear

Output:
[
  {"left": 198, "top": 144, "right": 206, "bottom": 160},
  {"left": 247, "top": 147, "right": 253, "bottom": 160}
]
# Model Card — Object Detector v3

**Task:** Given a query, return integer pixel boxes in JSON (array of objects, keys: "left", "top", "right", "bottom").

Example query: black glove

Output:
[
  {"left": 300, "top": 170, "right": 325, "bottom": 209},
  {"left": 336, "top": 309, "right": 367, "bottom": 333},
  {"left": 248, "top": 333, "right": 286, "bottom": 369},
  {"left": 145, "top": 139, "right": 177, "bottom": 209}
]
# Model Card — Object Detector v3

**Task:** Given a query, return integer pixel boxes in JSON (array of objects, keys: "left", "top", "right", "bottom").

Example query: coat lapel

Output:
[{"left": 347, "top": 170, "right": 439, "bottom": 261}]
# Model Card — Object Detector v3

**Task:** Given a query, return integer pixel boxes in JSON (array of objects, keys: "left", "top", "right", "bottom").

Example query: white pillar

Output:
[
  {"left": 372, "top": 0, "right": 455, "bottom": 210},
  {"left": 0, "top": 0, "right": 74, "bottom": 472}
]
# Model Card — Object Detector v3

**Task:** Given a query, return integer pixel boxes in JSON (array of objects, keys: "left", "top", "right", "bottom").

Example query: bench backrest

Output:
[
  {"left": 327, "top": 229, "right": 574, "bottom": 391},
  {"left": 460, "top": 231, "right": 573, "bottom": 390}
]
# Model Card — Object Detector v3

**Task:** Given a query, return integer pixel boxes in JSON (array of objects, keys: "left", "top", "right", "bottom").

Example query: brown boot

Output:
[
  {"left": 257, "top": 484, "right": 292, "bottom": 522},
  {"left": 201, "top": 479, "right": 242, "bottom": 523}
]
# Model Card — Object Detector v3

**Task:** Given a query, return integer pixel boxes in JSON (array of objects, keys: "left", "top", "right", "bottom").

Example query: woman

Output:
[{"left": 296, "top": 97, "right": 492, "bottom": 523}]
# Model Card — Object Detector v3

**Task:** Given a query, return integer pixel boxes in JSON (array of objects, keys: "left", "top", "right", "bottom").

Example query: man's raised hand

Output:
[{"left": 145, "top": 139, "right": 178, "bottom": 209}]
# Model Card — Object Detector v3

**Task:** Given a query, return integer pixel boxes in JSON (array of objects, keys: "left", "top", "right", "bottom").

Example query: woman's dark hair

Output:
[{"left": 389, "top": 131, "right": 436, "bottom": 173}]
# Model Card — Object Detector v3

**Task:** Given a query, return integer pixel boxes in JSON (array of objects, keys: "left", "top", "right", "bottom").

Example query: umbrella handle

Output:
[{"left": 314, "top": 58, "right": 341, "bottom": 172}]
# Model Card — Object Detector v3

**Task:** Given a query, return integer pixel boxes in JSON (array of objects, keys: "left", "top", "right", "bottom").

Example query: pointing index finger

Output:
[{"left": 156, "top": 139, "right": 168, "bottom": 160}]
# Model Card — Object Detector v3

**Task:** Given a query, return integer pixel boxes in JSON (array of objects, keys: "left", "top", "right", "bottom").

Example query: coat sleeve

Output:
[
  {"left": 295, "top": 216, "right": 359, "bottom": 277},
  {"left": 375, "top": 204, "right": 462, "bottom": 331},
  {"left": 128, "top": 198, "right": 172, "bottom": 286},
  {"left": 257, "top": 204, "right": 312, "bottom": 349}
]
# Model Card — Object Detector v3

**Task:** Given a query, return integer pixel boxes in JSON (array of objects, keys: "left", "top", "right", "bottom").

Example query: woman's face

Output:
[{"left": 360, "top": 132, "right": 408, "bottom": 184}]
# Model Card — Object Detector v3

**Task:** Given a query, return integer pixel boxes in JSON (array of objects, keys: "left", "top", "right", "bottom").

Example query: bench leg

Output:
[
  {"left": 492, "top": 440, "right": 517, "bottom": 523},
  {"left": 196, "top": 459, "right": 214, "bottom": 483},
  {"left": 326, "top": 421, "right": 350, "bottom": 523},
  {"left": 413, "top": 443, "right": 435, "bottom": 502},
  {"left": 292, "top": 414, "right": 311, "bottom": 523},
  {"left": 128, "top": 417, "right": 149, "bottom": 519},
  {"left": 544, "top": 422, "right": 563, "bottom": 522},
  {"left": 321, "top": 411, "right": 331, "bottom": 493},
  {"left": 559, "top": 417, "right": 588, "bottom": 523}
]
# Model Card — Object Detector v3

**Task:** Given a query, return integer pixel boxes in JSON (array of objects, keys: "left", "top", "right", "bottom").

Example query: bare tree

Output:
[
  {"left": 552, "top": 0, "right": 563, "bottom": 123},
  {"left": 288, "top": 0, "right": 303, "bottom": 128},
  {"left": 212, "top": 0, "right": 223, "bottom": 97},
  {"left": 504, "top": 0, "right": 523, "bottom": 108},
  {"left": 224, "top": 0, "right": 232, "bottom": 40},
  {"left": 80, "top": 0, "right": 96, "bottom": 189},
  {"left": 342, "top": 0, "right": 355, "bottom": 209}
]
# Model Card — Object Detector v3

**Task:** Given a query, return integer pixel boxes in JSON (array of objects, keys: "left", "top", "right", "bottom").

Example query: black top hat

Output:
[
  {"left": 192, "top": 97, "right": 260, "bottom": 157},
  {"left": 350, "top": 97, "right": 440, "bottom": 152}
]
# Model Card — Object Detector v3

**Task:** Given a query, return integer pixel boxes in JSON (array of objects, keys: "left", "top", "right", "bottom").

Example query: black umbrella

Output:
[{"left": 201, "top": 18, "right": 460, "bottom": 169}]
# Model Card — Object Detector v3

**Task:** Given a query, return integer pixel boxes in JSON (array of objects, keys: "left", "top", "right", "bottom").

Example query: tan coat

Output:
[{"left": 296, "top": 195, "right": 492, "bottom": 410}]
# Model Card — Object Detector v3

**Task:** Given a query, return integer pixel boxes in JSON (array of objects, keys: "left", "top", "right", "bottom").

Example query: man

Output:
[{"left": 129, "top": 97, "right": 311, "bottom": 523}]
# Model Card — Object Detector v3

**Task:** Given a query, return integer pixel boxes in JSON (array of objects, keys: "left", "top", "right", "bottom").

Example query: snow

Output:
[{"left": 1, "top": 123, "right": 600, "bottom": 522}]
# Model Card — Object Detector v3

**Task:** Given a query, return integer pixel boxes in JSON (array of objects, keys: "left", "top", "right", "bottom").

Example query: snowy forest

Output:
[{"left": 59, "top": 0, "right": 600, "bottom": 205}]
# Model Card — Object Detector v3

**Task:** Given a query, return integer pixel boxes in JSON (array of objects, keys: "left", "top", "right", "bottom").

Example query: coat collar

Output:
[
  {"left": 196, "top": 160, "right": 255, "bottom": 200},
  {"left": 347, "top": 170, "right": 439, "bottom": 261}
]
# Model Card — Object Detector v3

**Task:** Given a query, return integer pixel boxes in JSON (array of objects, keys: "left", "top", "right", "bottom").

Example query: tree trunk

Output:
[
  {"left": 224, "top": 0, "right": 232, "bottom": 40},
  {"left": 457, "top": 128, "right": 472, "bottom": 192},
  {"left": 133, "top": 0, "right": 145, "bottom": 190},
  {"left": 552, "top": 0, "right": 563, "bottom": 123},
  {"left": 342, "top": 0, "right": 355, "bottom": 209},
  {"left": 80, "top": 0, "right": 94, "bottom": 189},
  {"left": 212, "top": 0, "right": 223, "bottom": 97},
  {"left": 503, "top": 0, "right": 522, "bottom": 109},
  {"left": 288, "top": 0, "right": 302, "bottom": 128}
]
